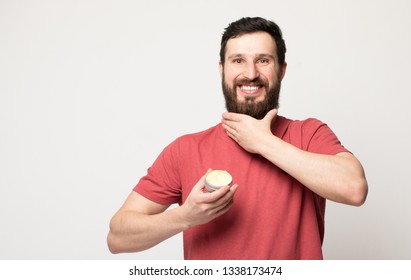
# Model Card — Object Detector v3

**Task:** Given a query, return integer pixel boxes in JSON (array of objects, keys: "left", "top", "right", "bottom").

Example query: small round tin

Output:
[{"left": 205, "top": 170, "right": 232, "bottom": 192}]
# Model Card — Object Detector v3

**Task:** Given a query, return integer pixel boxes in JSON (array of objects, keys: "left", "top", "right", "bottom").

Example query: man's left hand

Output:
[{"left": 221, "top": 109, "right": 278, "bottom": 154}]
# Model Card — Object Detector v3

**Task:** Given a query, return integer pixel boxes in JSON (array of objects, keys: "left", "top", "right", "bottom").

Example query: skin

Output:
[
  {"left": 107, "top": 31, "right": 368, "bottom": 254},
  {"left": 107, "top": 170, "right": 238, "bottom": 253},
  {"left": 220, "top": 32, "right": 368, "bottom": 206},
  {"left": 220, "top": 32, "right": 285, "bottom": 105}
]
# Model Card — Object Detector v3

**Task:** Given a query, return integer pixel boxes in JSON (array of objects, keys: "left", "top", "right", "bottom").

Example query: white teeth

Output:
[{"left": 241, "top": 85, "right": 259, "bottom": 91}]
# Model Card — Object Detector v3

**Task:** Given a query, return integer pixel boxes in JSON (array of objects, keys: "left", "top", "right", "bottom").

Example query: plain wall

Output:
[{"left": 1, "top": 0, "right": 410, "bottom": 259}]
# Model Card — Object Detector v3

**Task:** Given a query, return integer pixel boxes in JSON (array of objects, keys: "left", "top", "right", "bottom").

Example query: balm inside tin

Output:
[{"left": 205, "top": 170, "right": 232, "bottom": 192}]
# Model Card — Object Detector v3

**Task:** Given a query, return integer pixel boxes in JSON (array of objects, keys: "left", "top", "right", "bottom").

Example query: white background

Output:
[{"left": 1, "top": 0, "right": 410, "bottom": 260}]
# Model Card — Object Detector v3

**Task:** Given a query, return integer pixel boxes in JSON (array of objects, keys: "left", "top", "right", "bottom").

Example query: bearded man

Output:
[{"left": 107, "top": 17, "right": 368, "bottom": 260}]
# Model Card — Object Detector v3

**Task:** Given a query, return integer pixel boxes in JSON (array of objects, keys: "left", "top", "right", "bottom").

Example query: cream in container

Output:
[{"left": 204, "top": 170, "right": 233, "bottom": 192}]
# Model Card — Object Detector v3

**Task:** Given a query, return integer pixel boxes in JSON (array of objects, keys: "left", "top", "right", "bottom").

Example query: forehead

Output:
[{"left": 225, "top": 31, "right": 277, "bottom": 58}]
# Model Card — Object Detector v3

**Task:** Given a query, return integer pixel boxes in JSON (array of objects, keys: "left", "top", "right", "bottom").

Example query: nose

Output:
[{"left": 242, "top": 62, "right": 259, "bottom": 80}]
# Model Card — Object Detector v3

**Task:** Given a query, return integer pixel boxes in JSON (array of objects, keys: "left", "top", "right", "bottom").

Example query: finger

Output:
[
  {"left": 222, "top": 126, "right": 238, "bottom": 142},
  {"left": 222, "top": 112, "right": 242, "bottom": 122},
  {"left": 222, "top": 122, "right": 236, "bottom": 134},
  {"left": 203, "top": 181, "right": 238, "bottom": 204},
  {"left": 212, "top": 184, "right": 238, "bottom": 206},
  {"left": 213, "top": 198, "right": 234, "bottom": 216},
  {"left": 263, "top": 109, "right": 278, "bottom": 123},
  {"left": 193, "top": 169, "right": 212, "bottom": 192},
  {"left": 211, "top": 184, "right": 238, "bottom": 214},
  {"left": 203, "top": 185, "right": 231, "bottom": 202}
]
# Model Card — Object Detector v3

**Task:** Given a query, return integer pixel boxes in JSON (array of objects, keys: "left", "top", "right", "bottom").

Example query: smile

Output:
[
  {"left": 238, "top": 84, "right": 263, "bottom": 95},
  {"left": 241, "top": 85, "right": 260, "bottom": 91}
]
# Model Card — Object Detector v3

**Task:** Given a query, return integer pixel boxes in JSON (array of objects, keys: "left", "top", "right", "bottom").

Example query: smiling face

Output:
[{"left": 220, "top": 31, "right": 286, "bottom": 119}]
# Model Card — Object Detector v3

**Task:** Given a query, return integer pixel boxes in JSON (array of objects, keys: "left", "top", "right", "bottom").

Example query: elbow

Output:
[
  {"left": 107, "top": 232, "right": 121, "bottom": 254},
  {"left": 107, "top": 213, "right": 147, "bottom": 254},
  {"left": 107, "top": 231, "right": 150, "bottom": 254},
  {"left": 106, "top": 216, "right": 127, "bottom": 254},
  {"left": 107, "top": 219, "right": 123, "bottom": 254},
  {"left": 334, "top": 153, "right": 368, "bottom": 206},
  {"left": 345, "top": 177, "right": 368, "bottom": 207}
]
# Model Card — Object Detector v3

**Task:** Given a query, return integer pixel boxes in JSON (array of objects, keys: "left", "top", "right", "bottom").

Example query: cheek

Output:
[
  {"left": 261, "top": 70, "right": 278, "bottom": 86},
  {"left": 223, "top": 67, "right": 242, "bottom": 85}
]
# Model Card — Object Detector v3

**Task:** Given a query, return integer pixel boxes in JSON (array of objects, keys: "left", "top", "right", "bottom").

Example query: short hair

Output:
[{"left": 220, "top": 17, "right": 287, "bottom": 66}]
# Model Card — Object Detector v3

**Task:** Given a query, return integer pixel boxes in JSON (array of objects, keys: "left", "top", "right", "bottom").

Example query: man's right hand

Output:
[
  {"left": 181, "top": 169, "right": 238, "bottom": 227},
  {"left": 107, "top": 170, "right": 238, "bottom": 254}
]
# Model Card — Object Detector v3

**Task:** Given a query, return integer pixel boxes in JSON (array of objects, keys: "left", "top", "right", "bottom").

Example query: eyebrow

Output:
[{"left": 227, "top": 53, "right": 276, "bottom": 60}]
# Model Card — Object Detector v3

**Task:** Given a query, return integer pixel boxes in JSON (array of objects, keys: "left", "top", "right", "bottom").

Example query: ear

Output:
[
  {"left": 219, "top": 61, "right": 223, "bottom": 79},
  {"left": 280, "top": 62, "right": 287, "bottom": 80}
]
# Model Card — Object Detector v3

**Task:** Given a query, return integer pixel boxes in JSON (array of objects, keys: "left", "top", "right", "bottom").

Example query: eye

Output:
[
  {"left": 232, "top": 58, "right": 243, "bottom": 64},
  {"left": 257, "top": 58, "right": 269, "bottom": 64}
]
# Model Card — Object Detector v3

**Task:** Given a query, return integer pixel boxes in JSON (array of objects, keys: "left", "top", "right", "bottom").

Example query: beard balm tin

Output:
[{"left": 205, "top": 170, "right": 233, "bottom": 192}]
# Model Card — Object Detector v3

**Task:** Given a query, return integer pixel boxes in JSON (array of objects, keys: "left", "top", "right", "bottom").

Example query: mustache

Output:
[{"left": 234, "top": 77, "right": 268, "bottom": 87}]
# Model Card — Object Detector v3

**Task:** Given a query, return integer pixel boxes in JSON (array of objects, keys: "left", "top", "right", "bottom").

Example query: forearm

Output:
[
  {"left": 221, "top": 111, "right": 367, "bottom": 205},
  {"left": 107, "top": 206, "right": 189, "bottom": 254},
  {"left": 259, "top": 135, "right": 368, "bottom": 206},
  {"left": 107, "top": 174, "right": 238, "bottom": 254}
]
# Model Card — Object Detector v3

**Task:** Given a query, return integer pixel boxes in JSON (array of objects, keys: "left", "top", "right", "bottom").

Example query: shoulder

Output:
[
  {"left": 273, "top": 116, "right": 326, "bottom": 137},
  {"left": 159, "top": 124, "right": 221, "bottom": 156},
  {"left": 288, "top": 117, "right": 326, "bottom": 129},
  {"left": 277, "top": 116, "right": 345, "bottom": 152},
  {"left": 281, "top": 116, "right": 329, "bottom": 135},
  {"left": 175, "top": 123, "right": 222, "bottom": 144}
]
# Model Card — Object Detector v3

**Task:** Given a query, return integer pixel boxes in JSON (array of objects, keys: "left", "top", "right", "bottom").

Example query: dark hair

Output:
[{"left": 220, "top": 17, "right": 286, "bottom": 66}]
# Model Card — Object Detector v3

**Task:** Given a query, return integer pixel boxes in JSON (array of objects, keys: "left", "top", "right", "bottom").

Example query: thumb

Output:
[
  {"left": 263, "top": 109, "right": 278, "bottom": 123},
  {"left": 193, "top": 169, "right": 212, "bottom": 191}
]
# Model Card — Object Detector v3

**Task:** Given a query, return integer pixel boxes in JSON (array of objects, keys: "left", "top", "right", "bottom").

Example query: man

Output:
[{"left": 107, "top": 17, "right": 368, "bottom": 259}]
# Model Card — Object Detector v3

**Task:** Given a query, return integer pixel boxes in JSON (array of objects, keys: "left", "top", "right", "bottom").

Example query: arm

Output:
[
  {"left": 107, "top": 171, "right": 238, "bottom": 254},
  {"left": 222, "top": 109, "right": 368, "bottom": 206}
]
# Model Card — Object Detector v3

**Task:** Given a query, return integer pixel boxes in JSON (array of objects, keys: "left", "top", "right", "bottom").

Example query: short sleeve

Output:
[
  {"left": 301, "top": 118, "right": 350, "bottom": 155},
  {"left": 133, "top": 139, "right": 182, "bottom": 205}
]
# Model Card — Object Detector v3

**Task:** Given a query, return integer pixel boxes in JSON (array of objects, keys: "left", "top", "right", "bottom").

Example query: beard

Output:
[{"left": 222, "top": 73, "right": 281, "bottom": 120}]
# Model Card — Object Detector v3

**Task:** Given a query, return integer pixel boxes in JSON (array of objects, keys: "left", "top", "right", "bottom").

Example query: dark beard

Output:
[{"left": 222, "top": 74, "right": 281, "bottom": 120}]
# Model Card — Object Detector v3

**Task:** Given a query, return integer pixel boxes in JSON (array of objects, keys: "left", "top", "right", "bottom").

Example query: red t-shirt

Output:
[{"left": 134, "top": 116, "right": 349, "bottom": 259}]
